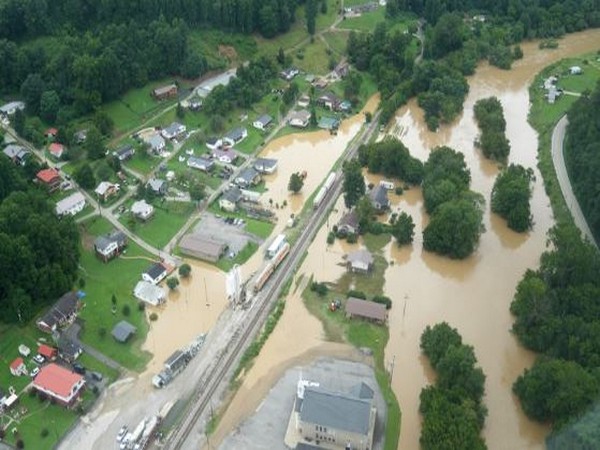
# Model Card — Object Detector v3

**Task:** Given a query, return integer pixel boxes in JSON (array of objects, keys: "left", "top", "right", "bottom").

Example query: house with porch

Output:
[
  {"left": 142, "top": 262, "right": 168, "bottom": 285},
  {"left": 113, "top": 145, "right": 135, "bottom": 161},
  {"left": 346, "top": 249, "right": 374, "bottom": 273},
  {"left": 32, "top": 363, "right": 85, "bottom": 407},
  {"left": 131, "top": 200, "right": 155, "bottom": 221},
  {"left": 48, "top": 142, "right": 65, "bottom": 159},
  {"left": 55, "top": 192, "right": 86, "bottom": 217},
  {"left": 187, "top": 156, "right": 214, "bottom": 172},
  {"left": 219, "top": 187, "right": 243, "bottom": 212},
  {"left": 94, "top": 230, "right": 128, "bottom": 262},
  {"left": 36, "top": 292, "right": 81, "bottom": 333},
  {"left": 254, "top": 157, "right": 278, "bottom": 174},
  {"left": 253, "top": 114, "right": 273, "bottom": 131},
  {"left": 212, "top": 148, "right": 237, "bottom": 164},
  {"left": 147, "top": 178, "right": 168, "bottom": 196},
  {"left": 133, "top": 280, "right": 166, "bottom": 306},
  {"left": 94, "top": 181, "right": 119, "bottom": 201},
  {"left": 234, "top": 167, "right": 261, "bottom": 188},
  {"left": 223, "top": 127, "right": 248, "bottom": 146},
  {"left": 36, "top": 168, "right": 61, "bottom": 192},
  {"left": 369, "top": 185, "right": 390, "bottom": 212},
  {"left": 289, "top": 110, "right": 311, "bottom": 128},
  {"left": 161, "top": 122, "right": 186, "bottom": 140},
  {"left": 337, "top": 209, "right": 359, "bottom": 235},
  {"left": 3, "top": 145, "right": 30, "bottom": 166}
]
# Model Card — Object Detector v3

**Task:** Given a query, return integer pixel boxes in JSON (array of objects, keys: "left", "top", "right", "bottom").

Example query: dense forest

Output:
[
  {"left": 420, "top": 322, "right": 487, "bottom": 449},
  {"left": 357, "top": 137, "right": 424, "bottom": 185},
  {"left": 0, "top": 157, "right": 80, "bottom": 324},
  {"left": 565, "top": 81, "right": 600, "bottom": 242},
  {"left": 510, "top": 224, "right": 600, "bottom": 446}
]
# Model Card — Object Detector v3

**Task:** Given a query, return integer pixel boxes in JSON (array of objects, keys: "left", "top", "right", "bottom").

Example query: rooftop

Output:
[
  {"left": 37, "top": 168, "right": 60, "bottom": 184},
  {"left": 346, "top": 297, "right": 386, "bottom": 322},
  {"left": 112, "top": 320, "right": 137, "bottom": 343},
  {"left": 33, "top": 363, "right": 83, "bottom": 398}
]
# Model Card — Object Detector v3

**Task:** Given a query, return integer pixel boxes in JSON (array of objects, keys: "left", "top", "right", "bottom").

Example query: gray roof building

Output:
[
  {"left": 112, "top": 320, "right": 136, "bottom": 343},
  {"left": 0, "top": 101, "right": 25, "bottom": 116},
  {"left": 224, "top": 127, "right": 247, "bottom": 143},
  {"left": 235, "top": 167, "right": 261, "bottom": 188},
  {"left": 222, "top": 187, "right": 243, "bottom": 204},
  {"left": 187, "top": 156, "right": 214, "bottom": 171},
  {"left": 36, "top": 292, "right": 81, "bottom": 333},
  {"left": 346, "top": 249, "right": 374, "bottom": 273},
  {"left": 3, "top": 144, "right": 29, "bottom": 164},
  {"left": 254, "top": 157, "right": 278, "bottom": 174},
  {"left": 147, "top": 178, "right": 167, "bottom": 195},
  {"left": 179, "top": 234, "right": 227, "bottom": 263},
  {"left": 114, "top": 145, "right": 135, "bottom": 160},
  {"left": 338, "top": 209, "right": 359, "bottom": 235},
  {"left": 346, "top": 297, "right": 387, "bottom": 323},
  {"left": 369, "top": 185, "right": 390, "bottom": 211},
  {"left": 300, "top": 386, "right": 372, "bottom": 435}
]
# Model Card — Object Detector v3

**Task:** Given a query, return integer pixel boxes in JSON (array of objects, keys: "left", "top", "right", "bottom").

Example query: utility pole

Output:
[{"left": 389, "top": 355, "right": 396, "bottom": 385}]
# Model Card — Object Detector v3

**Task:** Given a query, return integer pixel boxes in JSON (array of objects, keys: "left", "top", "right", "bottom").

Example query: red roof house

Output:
[
  {"left": 32, "top": 363, "right": 85, "bottom": 407},
  {"left": 45, "top": 128, "right": 58, "bottom": 137},
  {"left": 48, "top": 143, "right": 65, "bottom": 159},
  {"left": 36, "top": 168, "right": 61, "bottom": 192},
  {"left": 38, "top": 344, "right": 57, "bottom": 360},
  {"left": 10, "top": 357, "right": 26, "bottom": 376}
]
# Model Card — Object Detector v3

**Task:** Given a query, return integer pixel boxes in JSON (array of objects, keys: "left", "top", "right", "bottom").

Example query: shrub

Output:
[
  {"left": 395, "top": 186, "right": 404, "bottom": 195},
  {"left": 178, "top": 263, "right": 192, "bottom": 278},
  {"left": 138, "top": 302, "right": 146, "bottom": 311},
  {"left": 40, "top": 428, "right": 49, "bottom": 438},
  {"left": 347, "top": 289, "right": 366, "bottom": 299},
  {"left": 149, "top": 312, "right": 158, "bottom": 321},
  {"left": 122, "top": 304, "right": 131, "bottom": 316},
  {"left": 372, "top": 295, "right": 393, "bottom": 310},
  {"left": 346, "top": 233, "right": 358, "bottom": 244},
  {"left": 98, "top": 327, "right": 107, "bottom": 339},
  {"left": 310, "top": 281, "right": 329, "bottom": 297},
  {"left": 327, "top": 231, "right": 335, "bottom": 245},
  {"left": 16, "top": 439, "right": 24, "bottom": 449}
]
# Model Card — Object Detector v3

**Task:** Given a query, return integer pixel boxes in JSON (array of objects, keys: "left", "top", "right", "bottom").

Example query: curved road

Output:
[{"left": 551, "top": 115, "right": 598, "bottom": 249}]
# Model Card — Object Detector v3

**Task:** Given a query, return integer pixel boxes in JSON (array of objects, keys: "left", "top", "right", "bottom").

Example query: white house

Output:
[
  {"left": 569, "top": 66, "right": 583, "bottom": 75},
  {"left": 161, "top": 122, "right": 186, "bottom": 140},
  {"left": 253, "top": 114, "right": 273, "bottom": 131},
  {"left": 212, "top": 148, "right": 237, "bottom": 164},
  {"left": 219, "top": 187, "right": 243, "bottom": 212},
  {"left": 148, "top": 134, "right": 166, "bottom": 154},
  {"left": 223, "top": 127, "right": 248, "bottom": 146},
  {"left": 131, "top": 200, "right": 155, "bottom": 221},
  {"left": 55, "top": 192, "right": 86, "bottom": 217},
  {"left": 142, "top": 262, "right": 168, "bottom": 285},
  {"left": 94, "top": 181, "right": 119, "bottom": 201},
  {"left": 0, "top": 101, "right": 25, "bottom": 117},
  {"left": 133, "top": 280, "right": 166, "bottom": 306},
  {"left": 205, "top": 137, "right": 223, "bottom": 151},
  {"left": 187, "top": 156, "right": 214, "bottom": 172},
  {"left": 289, "top": 110, "right": 311, "bottom": 128}
]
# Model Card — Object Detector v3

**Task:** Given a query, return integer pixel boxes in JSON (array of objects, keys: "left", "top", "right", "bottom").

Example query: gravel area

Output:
[
  {"left": 218, "top": 357, "right": 386, "bottom": 450},
  {"left": 191, "top": 213, "right": 262, "bottom": 255}
]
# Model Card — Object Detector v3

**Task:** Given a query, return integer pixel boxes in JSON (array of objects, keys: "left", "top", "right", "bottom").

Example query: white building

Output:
[
  {"left": 133, "top": 281, "right": 166, "bottom": 306},
  {"left": 131, "top": 200, "right": 155, "bottom": 221},
  {"left": 55, "top": 192, "right": 86, "bottom": 216}
]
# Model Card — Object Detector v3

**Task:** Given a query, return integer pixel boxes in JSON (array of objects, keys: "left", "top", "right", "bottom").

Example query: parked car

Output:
[
  {"left": 30, "top": 367, "right": 40, "bottom": 378},
  {"left": 33, "top": 354, "right": 45, "bottom": 365},
  {"left": 116, "top": 425, "right": 128, "bottom": 442},
  {"left": 90, "top": 371, "right": 103, "bottom": 382},
  {"left": 73, "top": 363, "right": 85, "bottom": 375}
]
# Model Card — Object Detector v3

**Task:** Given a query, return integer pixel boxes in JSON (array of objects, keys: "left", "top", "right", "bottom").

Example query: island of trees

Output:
[
  {"left": 420, "top": 322, "right": 487, "bottom": 449},
  {"left": 473, "top": 96, "right": 511, "bottom": 163},
  {"left": 491, "top": 164, "right": 534, "bottom": 232},
  {"left": 565, "top": 80, "right": 600, "bottom": 242}
]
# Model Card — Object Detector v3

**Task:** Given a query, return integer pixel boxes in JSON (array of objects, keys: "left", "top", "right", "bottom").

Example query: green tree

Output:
[
  {"left": 342, "top": 159, "right": 365, "bottom": 209},
  {"left": 178, "top": 263, "right": 192, "bottom": 278},
  {"left": 167, "top": 276, "right": 180, "bottom": 290},
  {"left": 176, "top": 102, "right": 185, "bottom": 119},
  {"left": 277, "top": 47, "right": 285, "bottom": 65},
  {"left": 513, "top": 358, "right": 599, "bottom": 425},
  {"left": 288, "top": 172, "right": 304, "bottom": 193},
  {"left": 491, "top": 164, "right": 533, "bottom": 232},
  {"left": 355, "top": 195, "right": 375, "bottom": 232},
  {"left": 310, "top": 107, "right": 318, "bottom": 127},
  {"left": 20, "top": 73, "right": 46, "bottom": 115},
  {"left": 423, "top": 196, "right": 484, "bottom": 259},
  {"left": 189, "top": 180, "right": 205, "bottom": 202},
  {"left": 39, "top": 90, "right": 60, "bottom": 124},
  {"left": 85, "top": 126, "right": 105, "bottom": 160},
  {"left": 74, "top": 163, "right": 96, "bottom": 189},
  {"left": 306, "top": 0, "right": 317, "bottom": 35},
  {"left": 122, "top": 304, "right": 131, "bottom": 316},
  {"left": 391, "top": 212, "right": 414, "bottom": 246},
  {"left": 421, "top": 322, "right": 463, "bottom": 369},
  {"left": 93, "top": 110, "right": 114, "bottom": 136},
  {"left": 12, "top": 109, "right": 25, "bottom": 136}
]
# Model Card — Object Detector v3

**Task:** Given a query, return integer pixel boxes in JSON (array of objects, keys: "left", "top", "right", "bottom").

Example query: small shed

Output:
[
  {"left": 38, "top": 344, "right": 57, "bottom": 360},
  {"left": 112, "top": 320, "right": 137, "bottom": 343},
  {"left": 345, "top": 297, "right": 387, "bottom": 323}
]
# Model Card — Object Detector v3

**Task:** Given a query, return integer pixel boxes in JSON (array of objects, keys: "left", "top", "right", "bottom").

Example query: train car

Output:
[
  {"left": 323, "top": 172, "right": 336, "bottom": 191},
  {"left": 313, "top": 187, "right": 327, "bottom": 209},
  {"left": 254, "top": 243, "right": 290, "bottom": 292}
]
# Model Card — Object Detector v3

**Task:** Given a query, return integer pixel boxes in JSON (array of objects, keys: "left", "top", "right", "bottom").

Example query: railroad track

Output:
[{"left": 166, "top": 113, "right": 380, "bottom": 449}]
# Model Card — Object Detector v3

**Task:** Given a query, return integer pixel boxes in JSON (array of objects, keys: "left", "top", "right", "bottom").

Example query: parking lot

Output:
[{"left": 191, "top": 213, "right": 263, "bottom": 256}]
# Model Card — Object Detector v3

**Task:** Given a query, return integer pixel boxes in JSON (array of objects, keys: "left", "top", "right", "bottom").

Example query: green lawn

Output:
[
  {"left": 339, "top": 9, "right": 386, "bottom": 32},
  {"left": 0, "top": 325, "right": 48, "bottom": 394},
  {"left": 120, "top": 200, "right": 196, "bottom": 249},
  {"left": 322, "top": 31, "right": 350, "bottom": 56},
  {"left": 77, "top": 217, "right": 153, "bottom": 372},
  {"left": 217, "top": 241, "right": 259, "bottom": 272},
  {"left": 123, "top": 148, "right": 160, "bottom": 175},
  {"left": 295, "top": 38, "right": 332, "bottom": 75},
  {"left": 188, "top": 29, "right": 258, "bottom": 68},
  {"left": 528, "top": 52, "right": 600, "bottom": 228}
]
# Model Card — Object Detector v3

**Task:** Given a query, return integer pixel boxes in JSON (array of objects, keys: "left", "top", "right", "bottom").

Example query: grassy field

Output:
[
  {"left": 302, "top": 232, "right": 400, "bottom": 450},
  {"left": 339, "top": 9, "right": 386, "bottom": 32},
  {"left": 77, "top": 217, "right": 153, "bottom": 372},
  {"left": 322, "top": 30, "right": 350, "bottom": 56},
  {"left": 528, "top": 52, "right": 600, "bottom": 228},
  {"left": 294, "top": 38, "right": 332, "bottom": 75},
  {"left": 120, "top": 200, "right": 196, "bottom": 249},
  {"left": 188, "top": 29, "right": 258, "bottom": 68}
]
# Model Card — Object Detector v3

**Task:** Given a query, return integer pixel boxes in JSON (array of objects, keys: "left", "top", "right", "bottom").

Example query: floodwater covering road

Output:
[{"left": 210, "top": 28, "right": 600, "bottom": 450}]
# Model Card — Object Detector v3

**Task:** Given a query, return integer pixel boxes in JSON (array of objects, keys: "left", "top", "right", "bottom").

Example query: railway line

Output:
[{"left": 165, "top": 113, "right": 380, "bottom": 449}]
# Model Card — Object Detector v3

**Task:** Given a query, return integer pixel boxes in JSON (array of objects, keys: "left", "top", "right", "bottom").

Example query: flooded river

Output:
[{"left": 210, "top": 29, "right": 600, "bottom": 450}]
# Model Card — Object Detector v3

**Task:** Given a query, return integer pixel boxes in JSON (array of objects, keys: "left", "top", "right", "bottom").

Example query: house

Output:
[
  {"left": 111, "top": 321, "right": 136, "bottom": 343},
  {"left": 55, "top": 192, "right": 86, "bottom": 217},
  {"left": 147, "top": 178, "right": 168, "bottom": 196},
  {"left": 212, "top": 148, "right": 237, "bottom": 164},
  {"left": 179, "top": 234, "right": 228, "bottom": 263},
  {"left": 189, "top": 98, "right": 203, "bottom": 111},
  {"left": 253, "top": 114, "right": 273, "bottom": 131},
  {"left": 339, "top": 100, "right": 352, "bottom": 112},
  {"left": 569, "top": 66, "right": 583, "bottom": 75},
  {"left": 312, "top": 77, "right": 329, "bottom": 89},
  {"left": 142, "top": 262, "right": 168, "bottom": 285},
  {"left": 346, "top": 249, "right": 374, "bottom": 273},
  {"left": 45, "top": 128, "right": 58, "bottom": 139},
  {"left": 133, "top": 280, "right": 166, "bottom": 306},
  {"left": 32, "top": 363, "right": 85, "bottom": 407},
  {"left": 36, "top": 292, "right": 81, "bottom": 333},
  {"left": 280, "top": 67, "right": 299, "bottom": 81},
  {"left": 206, "top": 137, "right": 223, "bottom": 151},
  {"left": 317, "top": 92, "right": 341, "bottom": 111},
  {"left": 223, "top": 127, "right": 248, "bottom": 146},
  {"left": 0, "top": 101, "right": 25, "bottom": 117},
  {"left": 3, "top": 144, "right": 30, "bottom": 165},
  {"left": 547, "top": 86, "right": 561, "bottom": 104},
  {"left": 294, "top": 380, "right": 376, "bottom": 450},
  {"left": 369, "top": 184, "right": 390, "bottom": 212},
  {"left": 48, "top": 142, "right": 65, "bottom": 159},
  {"left": 161, "top": 122, "right": 186, "bottom": 140},
  {"left": 37, "top": 344, "right": 57, "bottom": 361},
  {"left": 9, "top": 358, "right": 26, "bottom": 377},
  {"left": 148, "top": 134, "right": 166, "bottom": 154},
  {"left": 346, "top": 297, "right": 387, "bottom": 323},
  {"left": 254, "top": 157, "right": 278, "bottom": 174},
  {"left": 113, "top": 145, "right": 135, "bottom": 161},
  {"left": 187, "top": 156, "right": 214, "bottom": 172},
  {"left": 289, "top": 110, "right": 312, "bottom": 128},
  {"left": 297, "top": 95, "right": 310, "bottom": 108},
  {"left": 36, "top": 168, "right": 61, "bottom": 192},
  {"left": 219, "top": 187, "right": 243, "bottom": 212},
  {"left": 73, "top": 129, "right": 88, "bottom": 144},
  {"left": 57, "top": 337, "right": 82, "bottom": 363},
  {"left": 234, "top": 167, "right": 261, "bottom": 188},
  {"left": 94, "top": 181, "right": 119, "bottom": 201},
  {"left": 338, "top": 209, "right": 360, "bottom": 235},
  {"left": 152, "top": 84, "right": 178, "bottom": 100},
  {"left": 318, "top": 116, "right": 340, "bottom": 130},
  {"left": 94, "top": 230, "right": 128, "bottom": 262},
  {"left": 131, "top": 200, "right": 155, "bottom": 221}
]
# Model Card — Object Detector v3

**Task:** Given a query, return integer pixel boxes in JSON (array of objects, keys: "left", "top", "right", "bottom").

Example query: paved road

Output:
[
  {"left": 551, "top": 115, "right": 598, "bottom": 249},
  {"left": 64, "top": 323, "right": 126, "bottom": 372}
]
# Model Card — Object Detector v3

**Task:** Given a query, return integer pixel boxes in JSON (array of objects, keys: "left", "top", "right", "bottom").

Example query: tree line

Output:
[
  {"left": 473, "top": 96, "right": 510, "bottom": 162},
  {"left": 565, "top": 80, "right": 600, "bottom": 242},
  {"left": 0, "top": 157, "right": 80, "bottom": 324},
  {"left": 420, "top": 322, "right": 487, "bottom": 449},
  {"left": 510, "top": 224, "right": 600, "bottom": 447}
]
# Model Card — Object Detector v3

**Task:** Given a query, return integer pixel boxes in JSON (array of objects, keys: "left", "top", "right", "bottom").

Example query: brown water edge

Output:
[{"left": 386, "top": 29, "right": 600, "bottom": 450}]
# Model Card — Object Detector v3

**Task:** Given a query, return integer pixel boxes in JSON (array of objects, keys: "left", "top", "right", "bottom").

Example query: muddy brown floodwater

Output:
[{"left": 211, "top": 29, "right": 600, "bottom": 450}]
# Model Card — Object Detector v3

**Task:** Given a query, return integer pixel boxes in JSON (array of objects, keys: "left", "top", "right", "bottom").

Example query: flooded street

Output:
[{"left": 211, "top": 29, "right": 600, "bottom": 450}]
